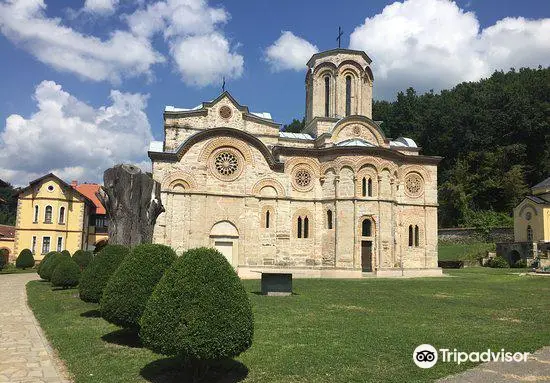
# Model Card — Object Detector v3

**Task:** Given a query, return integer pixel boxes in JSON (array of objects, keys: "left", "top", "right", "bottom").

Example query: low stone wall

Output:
[{"left": 438, "top": 227, "right": 513, "bottom": 243}]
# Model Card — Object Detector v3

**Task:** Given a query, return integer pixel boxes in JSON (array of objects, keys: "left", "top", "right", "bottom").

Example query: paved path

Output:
[
  {"left": 0, "top": 273, "right": 70, "bottom": 383},
  {"left": 439, "top": 346, "right": 550, "bottom": 382}
]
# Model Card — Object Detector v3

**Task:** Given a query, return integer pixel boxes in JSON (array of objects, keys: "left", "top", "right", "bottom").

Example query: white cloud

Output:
[
  {"left": 0, "top": 0, "right": 164, "bottom": 83},
  {"left": 0, "top": 81, "right": 153, "bottom": 186},
  {"left": 124, "top": 0, "right": 242, "bottom": 86},
  {"left": 265, "top": 31, "right": 319, "bottom": 72},
  {"left": 171, "top": 33, "right": 243, "bottom": 87},
  {"left": 349, "top": 0, "right": 550, "bottom": 98},
  {"left": 84, "top": 0, "right": 119, "bottom": 15}
]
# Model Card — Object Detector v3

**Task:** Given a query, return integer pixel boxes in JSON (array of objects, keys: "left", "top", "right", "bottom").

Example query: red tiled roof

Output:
[
  {"left": 0, "top": 224, "right": 15, "bottom": 239},
  {"left": 73, "top": 184, "right": 106, "bottom": 215}
]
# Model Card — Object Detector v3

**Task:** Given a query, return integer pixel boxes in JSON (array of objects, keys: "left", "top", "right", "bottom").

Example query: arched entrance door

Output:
[
  {"left": 210, "top": 221, "right": 239, "bottom": 267},
  {"left": 0, "top": 248, "right": 9, "bottom": 266},
  {"left": 360, "top": 218, "right": 375, "bottom": 272}
]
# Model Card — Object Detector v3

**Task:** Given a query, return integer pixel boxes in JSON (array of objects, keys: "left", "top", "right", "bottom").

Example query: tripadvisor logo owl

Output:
[{"left": 413, "top": 344, "right": 438, "bottom": 368}]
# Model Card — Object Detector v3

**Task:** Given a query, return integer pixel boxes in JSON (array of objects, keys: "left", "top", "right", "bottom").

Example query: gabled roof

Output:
[
  {"left": 532, "top": 176, "right": 550, "bottom": 195},
  {"left": 0, "top": 224, "right": 15, "bottom": 239},
  {"left": 532, "top": 177, "right": 550, "bottom": 189},
  {"left": 164, "top": 91, "right": 280, "bottom": 127},
  {"left": 17, "top": 173, "right": 95, "bottom": 207},
  {"left": 73, "top": 184, "right": 106, "bottom": 215},
  {"left": 525, "top": 195, "right": 550, "bottom": 205}
]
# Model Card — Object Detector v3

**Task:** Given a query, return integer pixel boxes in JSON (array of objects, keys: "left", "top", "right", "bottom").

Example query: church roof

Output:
[
  {"left": 307, "top": 48, "right": 372, "bottom": 67},
  {"left": 532, "top": 176, "right": 550, "bottom": 195},
  {"left": 336, "top": 138, "right": 375, "bottom": 147},
  {"left": 526, "top": 195, "right": 550, "bottom": 204},
  {"left": 279, "top": 132, "right": 313, "bottom": 140}
]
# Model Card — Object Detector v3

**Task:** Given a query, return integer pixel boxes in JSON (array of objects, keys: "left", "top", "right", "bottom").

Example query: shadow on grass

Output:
[
  {"left": 102, "top": 328, "right": 142, "bottom": 348},
  {"left": 80, "top": 309, "right": 101, "bottom": 318},
  {"left": 140, "top": 357, "right": 248, "bottom": 383},
  {"left": 250, "top": 291, "right": 298, "bottom": 296}
]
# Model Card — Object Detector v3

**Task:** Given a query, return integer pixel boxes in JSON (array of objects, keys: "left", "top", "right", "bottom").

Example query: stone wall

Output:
[{"left": 438, "top": 227, "right": 513, "bottom": 243}]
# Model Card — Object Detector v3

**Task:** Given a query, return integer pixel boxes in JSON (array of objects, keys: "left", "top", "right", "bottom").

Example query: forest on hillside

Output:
[
  {"left": 283, "top": 67, "right": 550, "bottom": 228},
  {"left": 373, "top": 67, "right": 549, "bottom": 227}
]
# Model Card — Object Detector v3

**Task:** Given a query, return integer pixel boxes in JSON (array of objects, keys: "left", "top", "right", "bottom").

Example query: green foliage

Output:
[
  {"left": 486, "top": 256, "right": 510, "bottom": 268},
  {"left": 16, "top": 249, "right": 35, "bottom": 269},
  {"left": 0, "top": 249, "right": 6, "bottom": 270},
  {"left": 39, "top": 252, "right": 71, "bottom": 281},
  {"left": 72, "top": 250, "right": 93, "bottom": 270},
  {"left": 60, "top": 250, "right": 71, "bottom": 258},
  {"left": 140, "top": 247, "right": 254, "bottom": 361},
  {"left": 37, "top": 251, "right": 56, "bottom": 275},
  {"left": 511, "top": 259, "right": 527, "bottom": 268},
  {"left": 78, "top": 244, "right": 129, "bottom": 303},
  {"left": 0, "top": 181, "right": 17, "bottom": 225},
  {"left": 51, "top": 258, "right": 81, "bottom": 289},
  {"left": 101, "top": 244, "right": 177, "bottom": 329},
  {"left": 373, "top": 67, "right": 550, "bottom": 227},
  {"left": 282, "top": 117, "right": 305, "bottom": 133}
]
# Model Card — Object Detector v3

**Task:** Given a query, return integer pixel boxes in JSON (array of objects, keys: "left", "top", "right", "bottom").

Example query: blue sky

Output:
[{"left": 0, "top": 0, "right": 549, "bottom": 185}]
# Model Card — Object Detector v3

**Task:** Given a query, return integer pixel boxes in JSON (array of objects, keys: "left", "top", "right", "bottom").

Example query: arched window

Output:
[
  {"left": 265, "top": 210, "right": 270, "bottom": 229},
  {"left": 59, "top": 206, "right": 65, "bottom": 224},
  {"left": 362, "top": 177, "right": 367, "bottom": 197},
  {"left": 362, "top": 219, "right": 372, "bottom": 237},
  {"left": 304, "top": 217, "right": 309, "bottom": 238},
  {"left": 34, "top": 205, "right": 39, "bottom": 223},
  {"left": 44, "top": 206, "right": 53, "bottom": 224},
  {"left": 408, "top": 225, "right": 414, "bottom": 247},
  {"left": 327, "top": 210, "right": 333, "bottom": 229},
  {"left": 297, "top": 217, "right": 302, "bottom": 238},
  {"left": 324, "top": 76, "right": 330, "bottom": 117},
  {"left": 527, "top": 225, "right": 533, "bottom": 242},
  {"left": 345, "top": 75, "right": 352, "bottom": 116},
  {"left": 368, "top": 178, "right": 373, "bottom": 197},
  {"left": 414, "top": 225, "right": 420, "bottom": 247}
]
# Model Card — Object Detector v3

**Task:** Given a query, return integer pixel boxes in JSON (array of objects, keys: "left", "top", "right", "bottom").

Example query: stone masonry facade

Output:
[{"left": 149, "top": 48, "right": 442, "bottom": 278}]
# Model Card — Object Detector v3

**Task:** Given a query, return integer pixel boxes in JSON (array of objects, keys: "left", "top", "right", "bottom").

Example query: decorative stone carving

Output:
[
  {"left": 209, "top": 147, "right": 244, "bottom": 181},
  {"left": 404, "top": 172, "right": 424, "bottom": 197},
  {"left": 97, "top": 164, "right": 164, "bottom": 247}
]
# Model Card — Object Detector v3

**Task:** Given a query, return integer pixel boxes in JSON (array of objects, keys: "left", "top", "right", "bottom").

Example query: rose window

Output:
[
  {"left": 405, "top": 173, "right": 423, "bottom": 196},
  {"left": 295, "top": 169, "right": 312, "bottom": 188},
  {"left": 215, "top": 152, "right": 239, "bottom": 176}
]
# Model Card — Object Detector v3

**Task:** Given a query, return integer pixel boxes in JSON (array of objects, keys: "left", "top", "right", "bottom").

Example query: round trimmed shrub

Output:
[
  {"left": 78, "top": 244, "right": 129, "bottom": 303},
  {"left": 101, "top": 244, "right": 177, "bottom": 329},
  {"left": 37, "top": 251, "right": 56, "bottom": 275},
  {"left": 488, "top": 256, "right": 510, "bottom": 268},
  {"left": 60, "top": 250, "right": 71, "bottom": 258},
  {"left": 16, "top": 249, "right": 35, "bottom": 269},
  {"left": 39, "top": 252, "right": 71, "bottom": 281},
  {"left": 72, "top": 250, "right": 93, "bottom": 270},
  {"left": 140, "top": 247, "right": 254, "bottom": 361},
  {"left": 51, "top": 258, "right": 81, "bottom": 289}
]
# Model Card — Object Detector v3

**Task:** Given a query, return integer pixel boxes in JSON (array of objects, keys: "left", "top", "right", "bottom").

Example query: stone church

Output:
[{"left": 149, "top": 48, "right": 442, "bottom": 278}]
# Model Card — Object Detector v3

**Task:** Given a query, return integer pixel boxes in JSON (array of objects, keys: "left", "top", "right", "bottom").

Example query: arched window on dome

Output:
[
  {"left": 345, "top": 75, "right": 352, "bottom": 116},
  {"left": 324, "top": 76, "right": 330, "bottom": 117}
]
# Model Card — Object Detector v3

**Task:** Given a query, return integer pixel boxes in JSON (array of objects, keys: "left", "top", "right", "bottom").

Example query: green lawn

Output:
[
  {"left": 437, "top": 242, "right": 493, "bottom": 261},
  {"left": 27, "top": 269, "right": 550, "bottom": 383}
]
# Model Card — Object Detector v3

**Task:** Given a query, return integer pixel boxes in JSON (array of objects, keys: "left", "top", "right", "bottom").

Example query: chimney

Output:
[{"left": 71, "top": 180, "right": 78, "bottom": 187}]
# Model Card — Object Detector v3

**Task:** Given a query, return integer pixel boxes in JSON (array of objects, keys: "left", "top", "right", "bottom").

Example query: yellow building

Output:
[
  {"left": 0, "top": 225, "right": 15, "bottom": 263},
  {"left": 14, "top": 173, "right": 109, "bottom": 262},
  {"left": 514, "top": 176, "right": 550, "bottom": 243}
]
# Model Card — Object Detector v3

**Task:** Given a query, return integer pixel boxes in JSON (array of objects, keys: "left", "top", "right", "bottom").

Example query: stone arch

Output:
[
  {"left": 251, "top": 178, "right": 286, "bottom": 197},
  {"left": 0, "top": 247, "right": 10, "bottom": 264},
  {"left": 198, "top": 136, "right": 253, "bottom": 164},
  {"left": 331, "top": 117, "right": 387, "bottom": 147},
  {"left": 338, "top": 60, "right": 364, "bottom": 75},
  {"left": 357, "top": 165, "right": 378, "bottom": 197},
  {"left": 260, "top": 205, "right": 275, "bottom": 229},
  {"left": 210, "top": 220, "right": 239, "bottom": 237},
  {"left": 285, "top": 157, "right": 320, "bottom": 177},
  {"left": 518, "top": 203, "right": 538, "bottom": 217},
  {"left": 335, "top": 159, "right": 358, "bottom": 173},
  {"left": 161, "top": 171, "right": 197, "bottom": 192},
  {"left": 313, "top": 62, "right": 338, "bottom": 76},
  {"left": 359, "top": 216, "right": 376, "bottom": 238},
  {"left": 398, "top": 165, "right": 431, "bottom": 183}
]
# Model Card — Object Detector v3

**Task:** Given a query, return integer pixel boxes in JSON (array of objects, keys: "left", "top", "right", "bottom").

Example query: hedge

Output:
[
  {"left": 78, "top": 244, "right": 129, "bottom": 303},
  {"left": 16, "top": 249, "right": 35, "bottom": 269},
  {"left": 140, "top": 247, "right": 254, "bottom": 361},
  {"left": 37, "top": 251, "right": 56, "bottom": 275},
  {"left": 39, "top": 252, "right": 71, "bottom": 281},
  {"left": 72, "top": 250, "right": 93, "bottom": 270},
  {"left": 51, "top": 258, "right": 81, "bottom": 289},
  {"left": 101, "top": 244, "right": 177, "bottom": 329}
]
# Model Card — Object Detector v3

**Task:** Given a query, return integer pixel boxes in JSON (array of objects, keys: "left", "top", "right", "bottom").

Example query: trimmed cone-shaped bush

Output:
[
  {"left": 79, "top": 244, "right": 129, "bottom": 303},
  {"left": 37, "top": 251, "right": 56, "bottom": 275},
  {"left": 51, "top": 258, "right": 81, "bottom": 289},
  {"left": 101, "top": 244, "right": 177, "bottom": 329},
  {"left": 16, "top": 249, "right": 35, "bottom": 269},
  {"left": 40, "top": 252, "right": 71, "bottom": 281},
  {"left": 140, "top": 247, "right": 254, "bottom": 361},
  {"left": 60, "top": 250, "right": 71, "bottom": 258},
  {"left": 72, "top": 250, "right": 93, "bottom": 270}
]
